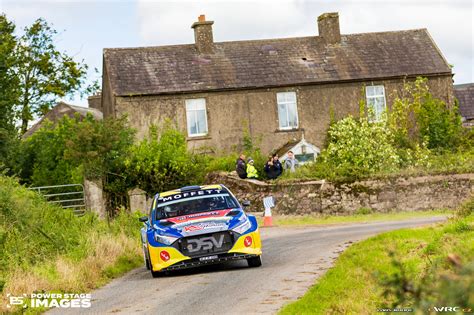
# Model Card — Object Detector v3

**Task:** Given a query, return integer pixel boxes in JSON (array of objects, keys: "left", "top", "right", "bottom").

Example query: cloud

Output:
[{"left": 137, "top": 0, "right": 473, "bottom": 83}]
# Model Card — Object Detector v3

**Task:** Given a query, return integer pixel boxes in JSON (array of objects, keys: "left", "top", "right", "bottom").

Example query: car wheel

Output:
[
  {"left": 145, "top": 255, "right": 151, "bottom": 270},
  {"left": 143, "top": 248, "right": 151, "bottom": 270},
  {"left": 247, "top": 256, "right": 262, "bottom": 267}
]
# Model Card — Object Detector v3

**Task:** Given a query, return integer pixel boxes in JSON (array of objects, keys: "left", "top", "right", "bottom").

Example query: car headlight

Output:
[
  {"left": 154, "top": 233, "right": 178, "bottom": 245},
  {"left": 232, "top": 218, "right": 252, "bottom": 235}
]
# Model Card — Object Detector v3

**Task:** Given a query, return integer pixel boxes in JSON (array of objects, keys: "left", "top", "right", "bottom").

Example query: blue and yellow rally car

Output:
[{"left": 139, "top": 184, "right": 262, "bottom": 277}]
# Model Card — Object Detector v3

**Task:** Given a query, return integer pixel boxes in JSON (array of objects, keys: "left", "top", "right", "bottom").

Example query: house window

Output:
[
  {"left": 365, "top": 85, "right": 386, "bottom": 121},
  {"left": 185, "top": 98, "right": 208, "bottom": 137},
  {"left": 277, "top": 92, "right": 299, "bottom": 129}
]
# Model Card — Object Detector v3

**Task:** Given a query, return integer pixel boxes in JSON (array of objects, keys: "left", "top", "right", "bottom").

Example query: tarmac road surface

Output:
[{"left": 49, "top": 217, "right": 445, "bottom": 315}]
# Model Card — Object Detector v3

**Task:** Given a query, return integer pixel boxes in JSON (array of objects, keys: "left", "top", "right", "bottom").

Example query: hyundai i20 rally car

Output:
[{"left": 139, "top": 184, "right": 262, "bottom": 277}]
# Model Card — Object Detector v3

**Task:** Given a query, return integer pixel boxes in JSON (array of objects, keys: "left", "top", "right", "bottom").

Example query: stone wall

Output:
[
  {"left": 110, "top": 75, "right": 453, "bottom": 155},
  {"left": 206, "top": 172, "right": 474, "bottom": 215}
]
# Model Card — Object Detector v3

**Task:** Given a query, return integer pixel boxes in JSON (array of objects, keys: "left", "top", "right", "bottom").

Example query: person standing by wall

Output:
[
  {"left": 235, "top": 153, "right": 247, "bottom": 179},
  {"left": 284, "top": 150, "right": 299, "bottom": 173}
]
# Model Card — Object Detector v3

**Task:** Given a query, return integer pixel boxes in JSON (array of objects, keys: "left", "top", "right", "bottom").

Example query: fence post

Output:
[
  {"left": 128, "top": 188, "right": 148, "bottom": 214},
  {"left": 84, "top": 179, "right": 106, "bottom": 218}
]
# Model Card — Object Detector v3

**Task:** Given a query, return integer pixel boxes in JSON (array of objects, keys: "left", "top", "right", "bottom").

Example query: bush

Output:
[
  {"left": 124, "top": 124, "right": 202, "bottom": 195},
  {"left": 388, "top": 77, "right": 463, "bottom": 152},
  {"left": 321, "top": 116, "right": 400, "bottom": 176},
  {"left": 278, "top": 77, "right": 471, "bottom": 183}
]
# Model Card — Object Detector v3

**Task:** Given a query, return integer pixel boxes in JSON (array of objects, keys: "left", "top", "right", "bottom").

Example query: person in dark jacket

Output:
[
  {"left": 235, "top": 153, "right": 247, "bottom": 179},
  {"left": 264, "top": 154, "right": 283, "bottom": 180}
]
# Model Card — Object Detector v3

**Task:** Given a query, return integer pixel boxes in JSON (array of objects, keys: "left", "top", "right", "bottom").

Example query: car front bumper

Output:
[{"left": 148, "top": 230, "right": 262, "bottom": 272}]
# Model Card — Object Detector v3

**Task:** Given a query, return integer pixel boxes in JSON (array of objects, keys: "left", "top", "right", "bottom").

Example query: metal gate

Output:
[{"left": 29, "top": 184, "right": 86, "bottom": 216}]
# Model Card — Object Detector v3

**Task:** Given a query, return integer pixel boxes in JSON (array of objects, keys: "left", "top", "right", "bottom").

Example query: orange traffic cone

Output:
[{"left": 263, "top": 207, "right": 273, "bottom": 227}]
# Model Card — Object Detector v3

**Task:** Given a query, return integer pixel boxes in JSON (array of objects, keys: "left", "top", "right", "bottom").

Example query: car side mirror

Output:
[
  {"left": 242, "top": 200, "right": 251, "bottom": 207},
  {"left": 139, "top": 216, "right": 149, "bottom": 223}
]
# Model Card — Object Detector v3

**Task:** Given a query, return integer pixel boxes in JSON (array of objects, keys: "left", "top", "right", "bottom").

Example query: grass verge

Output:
[
  {"left": 0, "top": 176, "right": 143, "bottom": 314},
  {"left": 279, "top": 199, "right": 474, "bottom": 314},
  {"left": 255, "top": 209, "right": 449, "bottom": 227}
]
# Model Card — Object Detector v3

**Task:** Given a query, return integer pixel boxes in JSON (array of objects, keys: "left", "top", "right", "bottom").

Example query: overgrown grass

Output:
[
  {"left": 256, "top": 209, "right": 449, "bottom": 227},
  {"left": 0, "top": 176, "right": 143, "bottom": 314},
  {"left": 279, "top": 198, "right": 474, "bottom": 314}
]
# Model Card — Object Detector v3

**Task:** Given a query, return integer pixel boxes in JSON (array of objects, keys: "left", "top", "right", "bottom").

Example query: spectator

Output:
[
  {"left": 235, "top": 153, "right": 247, "bottom": 179},
  {"left": 284, "top": 150, "right": 299, "bottom": 172},
  {"left": 264, "top": 154, "right": 283, "bottom": 179},
  {"left": 246, "top": 158, "right": 258, "bottom": 179}
]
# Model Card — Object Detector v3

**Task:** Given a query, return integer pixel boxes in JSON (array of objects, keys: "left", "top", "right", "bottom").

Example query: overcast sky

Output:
[{"left": 1, "top": 0, "right": 473, "bottom": 106}]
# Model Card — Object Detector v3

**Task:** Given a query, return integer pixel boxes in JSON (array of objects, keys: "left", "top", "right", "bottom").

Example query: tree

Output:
[
  {"left": 64, "top": 115, "right": 135, "bottom": 181},
  {"left": 0, "top": 14, "right": 19, "bottom": 167},
  {"left": 13, "top": 18, "right": 96, "bottom": 134},
  {"left": 16, "top": 115, "right": 135, "bottom": 188}
]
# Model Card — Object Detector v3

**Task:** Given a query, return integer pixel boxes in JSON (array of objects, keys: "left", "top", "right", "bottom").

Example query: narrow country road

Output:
[{"left": 51, "top": 217, "right": 444, "bottom": 315}]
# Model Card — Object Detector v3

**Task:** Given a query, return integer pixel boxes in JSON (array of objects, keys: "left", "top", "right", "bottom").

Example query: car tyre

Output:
[
  {"left": 247, "top": 256, "right": 262, "bottom": 267},
  {"left": 145, "top": 254, "right": 151, "bottom": 270},
  {"left": 143, "top": 249, "right": 151, "bottom": 270}
]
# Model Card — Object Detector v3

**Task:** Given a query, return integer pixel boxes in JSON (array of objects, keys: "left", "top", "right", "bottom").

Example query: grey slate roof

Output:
[
  {"left": 104, "top": 29, "right": 451, "bottom": 96},
  {"left": 455, "top": 83, "right": 474, "bottom": 119},
  {"left": 23, "top": 102, "right": 103, "bottom": 138}
]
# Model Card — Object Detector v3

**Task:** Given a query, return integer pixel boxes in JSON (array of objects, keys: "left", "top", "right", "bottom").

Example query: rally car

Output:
[{"left": 139, "top": 184, "right": 262, "bottom": 277}]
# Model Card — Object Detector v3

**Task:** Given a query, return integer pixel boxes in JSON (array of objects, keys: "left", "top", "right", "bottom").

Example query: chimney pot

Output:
[
  {"left": 191, "top": 15, "right": 214, "bottom": 54},
  {"left": 318, "top": 12, "right": 341, "bottom": 44}
]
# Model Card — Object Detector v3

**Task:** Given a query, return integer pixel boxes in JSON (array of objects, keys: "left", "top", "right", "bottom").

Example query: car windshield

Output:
[{"left": 156, "top": 193, "right": 239, "bottom": 219}]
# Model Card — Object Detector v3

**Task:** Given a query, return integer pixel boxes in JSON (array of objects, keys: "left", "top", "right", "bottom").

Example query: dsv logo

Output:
[{"left": 186, "top": 235, "right": 224, "bottom": 252}]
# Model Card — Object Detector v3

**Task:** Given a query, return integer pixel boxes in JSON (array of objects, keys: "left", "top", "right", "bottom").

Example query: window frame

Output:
[
  {"left": 185, "top": 98, "right": 209, "bottom": 137},
  {"left": 365, "top": 85, "right": 387, "bottom": 122},
  {"left": 276, "top": 91, "right": 299, "bottom": 130}
]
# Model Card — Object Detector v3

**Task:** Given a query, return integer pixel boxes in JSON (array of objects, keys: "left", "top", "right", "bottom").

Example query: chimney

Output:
[
  {"left": 87, "top": 93, "right": 102, "bottom": 112},
  {"left": 318, "top": 12, "right": 341, "bottom": 44},
  {"left": 191, "top": 14, "right": 214, "bottom": 54}
]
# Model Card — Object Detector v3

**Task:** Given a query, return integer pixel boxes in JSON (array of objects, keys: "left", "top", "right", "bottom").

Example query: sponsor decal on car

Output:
[
  {"left": 165, "top": 209, "right": 231, "bottom": 224},
  {"left": 186, "top": 234, "right": 225, "bottom": 253},
  {"left": 183, "top": 222, "right": 227, "bottom": 232},
  {"left": 244, "top": 236, "right": 253, "bottom": 247},
  {"left": 160, "top": 250, "right": 170, "bottom": 262},
  {"left": 158, "top": 189, "right": 222, "bottom": 203}
]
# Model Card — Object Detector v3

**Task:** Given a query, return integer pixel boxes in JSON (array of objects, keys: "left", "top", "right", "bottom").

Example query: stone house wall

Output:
[
  {"left": 205, "top": 172, "right": 473, "bottom": 215},
  {"left": 104, "top": 75, "right": 453, "bottom": 155}
]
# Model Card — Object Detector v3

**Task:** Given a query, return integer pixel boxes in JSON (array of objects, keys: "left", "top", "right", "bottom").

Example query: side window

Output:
[
  {"left": 365, "top": 85, "right": 386, "bottom": 122},
  {"left": 185, "top": 98, "right": 208, "bottom": 137},
  {"left": 277, "top": 92, "right": 299, "bottom": 130}
]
